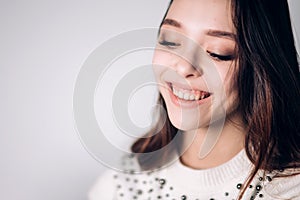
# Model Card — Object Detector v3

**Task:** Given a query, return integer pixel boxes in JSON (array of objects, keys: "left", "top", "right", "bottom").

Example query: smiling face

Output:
[{"left": 153, "top": 0, "right": 239, "bottom": 131}]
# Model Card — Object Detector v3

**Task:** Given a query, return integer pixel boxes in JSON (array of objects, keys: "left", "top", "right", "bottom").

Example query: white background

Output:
[{"left": 0, "top": 1, "right": 299, "bottom": 200}]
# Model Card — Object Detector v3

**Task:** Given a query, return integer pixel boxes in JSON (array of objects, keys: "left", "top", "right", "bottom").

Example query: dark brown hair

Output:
[{"left": 132, "top": 0, "right": 300, "bottom": 198}]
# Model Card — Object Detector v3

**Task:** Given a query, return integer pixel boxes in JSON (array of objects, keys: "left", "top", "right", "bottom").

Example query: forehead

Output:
[{"left": 166, "top": 0, "right": 234, "bottom": 33}]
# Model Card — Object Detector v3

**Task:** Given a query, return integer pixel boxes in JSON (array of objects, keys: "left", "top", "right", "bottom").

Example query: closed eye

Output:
[
  {"left": 158, "top": 40, "right": 181, "bottom": 49},
  {"left": 207, "top": 51, "right": 235, "bottom": 61}
]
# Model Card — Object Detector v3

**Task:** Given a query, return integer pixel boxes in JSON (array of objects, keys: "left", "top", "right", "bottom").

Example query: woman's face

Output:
[{"left": 153, "top": 0, "right": 239, "bottom": 130}]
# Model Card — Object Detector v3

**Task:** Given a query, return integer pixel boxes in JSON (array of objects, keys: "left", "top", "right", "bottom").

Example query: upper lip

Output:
[{"left": 166, "top": 82, "right": 211, "bottom": 94}]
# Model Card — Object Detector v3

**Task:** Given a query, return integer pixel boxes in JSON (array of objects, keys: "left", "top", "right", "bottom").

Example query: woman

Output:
[{"left": 89, "top": 0, "right": 300, "bottom": 199}]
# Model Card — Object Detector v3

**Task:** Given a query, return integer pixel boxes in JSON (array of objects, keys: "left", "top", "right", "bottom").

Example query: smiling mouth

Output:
[{"left": 169, "top": 83, "right": 211, "bottom": 101}]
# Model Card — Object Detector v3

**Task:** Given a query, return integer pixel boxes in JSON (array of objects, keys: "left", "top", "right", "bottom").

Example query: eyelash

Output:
[
  {"left": 158, "top": 40, "right": 234, "bottom": 62},
  {"left": 158, "top": 40, "right": 180, "bottom": 49},
  {"left": 207, "top": 51, "right": 234, "bottom": 61}
]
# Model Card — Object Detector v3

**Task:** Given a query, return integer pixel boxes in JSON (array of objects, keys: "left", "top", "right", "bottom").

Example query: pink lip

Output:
[{"left": 166, "top": 82, "right": 212, "bottom": 109}]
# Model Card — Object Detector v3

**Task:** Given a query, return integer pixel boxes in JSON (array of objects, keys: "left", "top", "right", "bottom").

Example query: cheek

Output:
[
  {"left": 225, "top": 83, "right": 239, "bottom": 111},
  {"left": 222, "top": 67, "right": 239, "bottom": 112},
  {"left": 215, "top": 61, "right": 237, "bottom": 93},
  {"left": 152, "top": 49, "right": 174, "bottom": 68},
  {"left": 152, "top": 50, "right": 171, "bottom": 81}
]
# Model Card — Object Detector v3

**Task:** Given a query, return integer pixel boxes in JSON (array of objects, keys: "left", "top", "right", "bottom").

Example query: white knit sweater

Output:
[{"left": 88, "top": 150, "right": 300, "bottom": 200}]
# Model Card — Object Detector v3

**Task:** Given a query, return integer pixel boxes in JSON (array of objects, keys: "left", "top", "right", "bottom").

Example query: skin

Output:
[{"left": 152, "top": 0, "right": 245, "bottom": 169}]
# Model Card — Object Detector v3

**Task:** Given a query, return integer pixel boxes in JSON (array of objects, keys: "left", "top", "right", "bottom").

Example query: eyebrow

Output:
[
  {"left": 162, "top": 18, "right": 181, "bottom": 28},
  {"left": 161, "top": 18, "right": 236, "bottom": 40},
  {"left": 206, "top": 30, "right": 236, "bottom": 40}
]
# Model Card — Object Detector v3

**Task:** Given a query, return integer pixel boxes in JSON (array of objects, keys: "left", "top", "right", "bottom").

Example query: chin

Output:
[{"left": 167, "top": 110, "right": 209, "bottom": 131}]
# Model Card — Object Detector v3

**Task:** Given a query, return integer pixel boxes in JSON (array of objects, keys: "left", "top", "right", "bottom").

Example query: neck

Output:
[{"left": 179, "top": 114, "right": 245, "bottom": 169}]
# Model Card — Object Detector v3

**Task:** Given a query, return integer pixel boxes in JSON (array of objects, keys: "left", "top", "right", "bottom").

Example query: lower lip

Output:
[{"left": 167, "top": 86, "right": 212, "bottom": 109}]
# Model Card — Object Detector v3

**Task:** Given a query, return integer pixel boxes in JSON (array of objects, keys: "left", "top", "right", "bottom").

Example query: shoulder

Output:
[
  {"left": 88, "top": 154, "right": 158, "bottom": 200},
  {"left": 264, "top": 169, "right": 300, "bottom": 199},
  {"left": 88, "top": 169, "right": 118, "bottom": 200}
]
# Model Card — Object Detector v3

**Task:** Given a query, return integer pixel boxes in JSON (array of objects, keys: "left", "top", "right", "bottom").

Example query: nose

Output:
[{"left": 171, "top": 54, "right": 202, "bottom": 79}]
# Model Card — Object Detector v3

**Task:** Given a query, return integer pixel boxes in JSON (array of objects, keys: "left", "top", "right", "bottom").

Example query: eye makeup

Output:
[{"left": 157, "top": 30, "right": 236, "bottom": 62}]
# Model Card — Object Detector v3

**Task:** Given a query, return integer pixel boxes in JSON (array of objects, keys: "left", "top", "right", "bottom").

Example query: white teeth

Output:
[
  {"left": 178, "top": 91, "right": 184, "bottom": 99},
  {"left": 184, "top": 93, "right": 190, "bottom": 100},
  {"left": 172, "top": 86, "right": 209, "bottom": 101},
  {"left": 173, "top": 88, "right": 178, "bottom": 96},
  {"left": 189, "top": 94, "right": 195, "bottom": 100}
]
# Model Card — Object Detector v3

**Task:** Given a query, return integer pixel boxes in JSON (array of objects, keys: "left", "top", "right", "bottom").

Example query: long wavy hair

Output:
[{"left": 132, "top": 0, "right": 300, "bottom": 198}]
